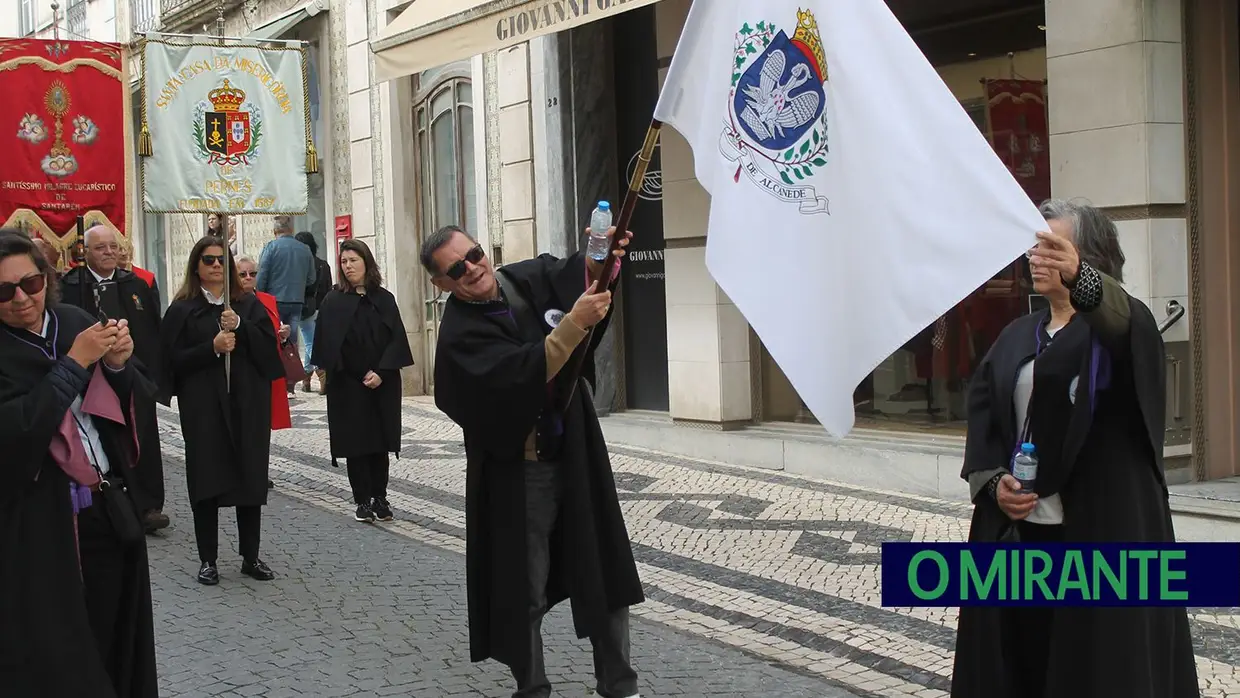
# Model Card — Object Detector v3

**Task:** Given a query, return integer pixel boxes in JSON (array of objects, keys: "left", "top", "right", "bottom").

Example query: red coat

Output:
[
  {"left": 255, "top": 291, "right": 292, "bottom": 431},
  {"left": 131, "top": 264, "right": 155, "bottom": 288}
]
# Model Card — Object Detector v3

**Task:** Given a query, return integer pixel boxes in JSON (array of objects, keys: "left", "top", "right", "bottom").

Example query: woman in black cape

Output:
[
  {"left": 160, "top": 236, "right": 284, "bottom": 586},
  {"left": 951, "top": 201, "right": 1199, "bottom": 698},
  {"left": 0, "top": 230, "right": 158, "bottom": 697},
  {"left": 311, "top": 238, "right": 414, "bottom": 523}
]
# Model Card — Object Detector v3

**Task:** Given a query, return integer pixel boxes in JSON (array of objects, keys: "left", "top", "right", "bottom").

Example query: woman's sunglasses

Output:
[
  {"left": 201, "top": 254, "right": 225, "bottom": 266},
  {"left": 0, "top": 274, "right": 46, "bottom": 303},
  {"left": 444, "top": 245, "right": 485, "bottom": 280}
]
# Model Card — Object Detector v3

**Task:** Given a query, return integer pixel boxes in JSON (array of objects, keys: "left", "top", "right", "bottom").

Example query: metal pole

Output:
[{"left": 217, "top": 0, "right": 232, "bottom": 392}]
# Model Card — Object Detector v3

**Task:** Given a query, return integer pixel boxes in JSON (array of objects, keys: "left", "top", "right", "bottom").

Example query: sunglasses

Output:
[
  {"left": 0, "top": 274, "right": 46, "bottom": 303},
  {"left": 444, "top": 245, "right": 485, "bottom": 281},
  {"left": 201, "top": 254, "right": 225, "bottom": 266},
  {"left": 239, "top": 270, "right": 257, "bottom": 278}
]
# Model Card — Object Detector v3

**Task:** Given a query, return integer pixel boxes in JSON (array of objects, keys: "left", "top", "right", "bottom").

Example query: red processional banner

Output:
[
  {"left": 983, "top": 79, "right": 1051, "bottom": 206},
  {"left": 0, "top": 38, "right": 131, "bottom": 264}
]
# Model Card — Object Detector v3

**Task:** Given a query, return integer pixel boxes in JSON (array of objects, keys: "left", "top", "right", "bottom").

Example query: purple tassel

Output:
[{"left": 70, "top": 482, "right": 92, "bottom": 514}]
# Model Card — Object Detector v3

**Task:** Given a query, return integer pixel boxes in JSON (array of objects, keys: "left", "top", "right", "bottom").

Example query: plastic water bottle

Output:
[
  {"left": 1012, "top": 442, "right": 1038, "bottom": 492},
  {"left": 586, "top": 201, "right": 612, "bottom": 262}
]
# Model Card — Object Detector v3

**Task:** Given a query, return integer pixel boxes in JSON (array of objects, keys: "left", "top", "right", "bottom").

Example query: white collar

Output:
[
  {"left": 88, "top": 266, "right": 114, "bottom": 283},
  {"left": 201, "top": 287, "right": 224, "bottom": 305},
  {"left": 39, "top": 310, "right": 50, "bottom": 338}
]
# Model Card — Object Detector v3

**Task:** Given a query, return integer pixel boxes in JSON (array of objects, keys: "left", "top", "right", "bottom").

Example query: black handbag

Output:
[{"left": 96, "top": 470, "right": 144, "bottom": 547}]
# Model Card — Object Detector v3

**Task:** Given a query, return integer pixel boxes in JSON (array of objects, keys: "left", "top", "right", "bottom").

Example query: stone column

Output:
[
  {"left": 657, "top": 0, "right": 753, "bottom": 428},
  {"left": 496, "top": 43, "right": 538, "bottom": 263},
  {"left": 1045, "top": 0, "right": 1192, "bottom": 459}
]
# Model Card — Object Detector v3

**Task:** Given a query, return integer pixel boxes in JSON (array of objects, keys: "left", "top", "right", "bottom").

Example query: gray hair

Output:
[
  {"left": 236, "top": 255, "right": 256, "bottom": 267},
  {"left": 1038, "top": 198, "right": 1125, "bottom": 283},
  {"left": 419, "top": 224, "right": 474, "bottom": 275},
  {"left": 272, "top": 215, "right": 293, "bottom": 235}
]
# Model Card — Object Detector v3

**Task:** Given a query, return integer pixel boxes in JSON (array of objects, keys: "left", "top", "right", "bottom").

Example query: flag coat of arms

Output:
[{"left": 654, "top": 0, "right": 1048, "bottom": 437}]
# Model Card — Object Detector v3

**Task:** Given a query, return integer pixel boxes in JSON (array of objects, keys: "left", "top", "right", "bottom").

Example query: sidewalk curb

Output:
[{"left": 1169, "top": 497, "right": 1240, "bottom": 523}]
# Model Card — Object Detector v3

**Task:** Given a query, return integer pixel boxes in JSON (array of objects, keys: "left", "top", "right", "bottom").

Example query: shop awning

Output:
[
  {"left": 372, "top": 0, "right": 663, "bottom": 83},
  {"left": 249, "top": 0, "right": 327, "bottom": 41}
]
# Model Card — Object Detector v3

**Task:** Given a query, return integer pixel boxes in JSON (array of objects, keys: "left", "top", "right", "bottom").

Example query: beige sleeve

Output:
[{"left": 543, "top": 314, "right": 589, "bottom": 381}]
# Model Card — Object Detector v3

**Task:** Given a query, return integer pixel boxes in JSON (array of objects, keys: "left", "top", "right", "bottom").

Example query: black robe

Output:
[
  {"left": 952, "top": 274, "right": 1200, "bottom": 698},
  {"left": 62, "top": 266, "right": 167, "bottom": 513},
  {"left": 0, "top": 303, "right": 158, "bottom": 698},
  {"left": 310, "top": 285, "right": 414, "bottom": 465},
  {"left": 434, "top": 252, "right": 644, "bottom": 668},
  {"left": 159, "top": 292, "right": 283, "bottom": 506}
]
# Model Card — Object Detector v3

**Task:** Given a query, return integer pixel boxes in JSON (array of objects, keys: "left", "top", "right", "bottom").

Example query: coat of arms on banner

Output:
[
  {"left": 722, "top": 9, "right": 830, "bottom": 215},
  {"left": 194, "top": 78, "right": 262, "bottom": 166}
]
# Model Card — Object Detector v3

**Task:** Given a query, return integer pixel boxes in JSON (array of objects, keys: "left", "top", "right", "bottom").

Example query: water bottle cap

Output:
[
  {"left": 1021, "top": 442, "right": 1035, "bottom": 454},
  {"left": 598, "top": 201, "right": 610, "bottom": 210}
]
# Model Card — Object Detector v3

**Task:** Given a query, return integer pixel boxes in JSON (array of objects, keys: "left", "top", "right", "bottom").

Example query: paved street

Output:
[{"left": 147, "top": 396, "right": 1240, "bottom": 697}]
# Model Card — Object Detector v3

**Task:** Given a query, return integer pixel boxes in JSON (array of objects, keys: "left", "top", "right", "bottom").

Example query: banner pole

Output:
[{"left": 217, "top": 0, "right": 232, "bottom": 393}]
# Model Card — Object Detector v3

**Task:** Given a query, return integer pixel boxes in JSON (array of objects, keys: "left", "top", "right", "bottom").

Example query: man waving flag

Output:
[{"left": 653, "top": 0, "right": 1046, "bottom": 437}]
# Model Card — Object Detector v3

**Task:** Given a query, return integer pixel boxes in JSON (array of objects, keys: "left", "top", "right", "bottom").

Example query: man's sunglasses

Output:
[
  {"left": 444, "top": 245, "right": 485, "bottom": 281},
  {"left": 0, "top": 274, "right": 46, "bottom": 303},
  {"left": 201, "top": 254, "right": 225, "bottom": 266}
]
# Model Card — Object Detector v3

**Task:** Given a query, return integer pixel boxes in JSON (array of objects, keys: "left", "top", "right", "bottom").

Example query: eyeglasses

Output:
[
  {"left": 239, "top": 271, "right": 257, "bottom": 278},
  {"left": 443, "top": 245, "right": 485, "bottom": 281},
  {"left": 0, "top": 274, "right": 46, "bottom": 303},
  {"left": 201, "top": 254, "right": 225, "bottom": 266}
]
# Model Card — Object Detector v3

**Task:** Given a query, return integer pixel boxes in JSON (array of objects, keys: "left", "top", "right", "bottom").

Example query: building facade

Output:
[
  {"left": 361, "top": 0, "right": 1240, "bottom": 488},
  {"left": 5, "top": 0, "right": 119, "bottom": 41}
]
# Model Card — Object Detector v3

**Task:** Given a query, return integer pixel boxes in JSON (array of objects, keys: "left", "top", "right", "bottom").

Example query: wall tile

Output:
[
  {"left": 661, "top": 179, "right": 710, "bottom": 239},
  {"left": 498, "top": 103, "right": 532, "bottom": 165},
  {"left": 666, "top": 303, "right": 721, "bottom": 363},
  {"left": 1146, "top": 40, "right": 1184, "bottom": 124},
  {"left": 500, "top": 161, "right": 534, "bottom": 222},
  {"left": 503, "top": 219, "right": 536, "bottom": 263},
  {"left": 1115, "top": 218, "right": 1152, "bottom": 300},
  {"left": 668, "top": 360, "right": 722, "bottom": 422},
  {"left": 1149, "top": 217, "right": 1189, "bottom": 298},
  {"left": 1143, "top": 0, "right": 1183, "bottom": 43},
  {"left": 1045, "top": 0, "right": 1144, "bottom": 58},
  {"left": 720, "top": 361, "right": 753, "bottom": 422},
  {"left": 661, "top": 124, "right": 696, "bottom": 184},
  {"left": 347, "top": 41, "right": 370, "bottom": 95},
  {"left": 1050, "top": 125, "right": 1147, "bottom": 207},
  {"left": 655, "top": 0, "right": 691, "bottom": 59},
  {"left": 345, "top": 0, "right": 368, "bottom": 46},
  {"left": 350, "top": 187, "right": 375, "bottom": 239},
  {"left": 1047, "top": 43, "right": 1146, "bottom": 133},
  {"left": 351, "top": 139, "right": 373, "bottom": 189},
  {"left": 497, "top": 43, "right": 529, "bottom": 108},
  {"left": 664, "top": 246, "right": 718, "bottom": 306},
  {"left": 717, "top": 303, "right": 751, "bottom": 364},
  {"left": 349, "top": 91, "right": 372, "bottom": 141},
  {"left": 1146, "top": 122, "right": 1185, "bottom": 203}
]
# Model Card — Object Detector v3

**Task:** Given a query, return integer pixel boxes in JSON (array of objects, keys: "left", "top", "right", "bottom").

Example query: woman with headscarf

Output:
[
  {"left": 951, "top": 201, "right": 1199, "bottom": 698},
  {"left": 311, "top": 239, "right": 414, "bottom": 523},
  {"left": 160, "top": 236, "right": 284, "bottom": 585},
  {"left": 0, "top": 230, "right": 159, "bottom": 697}
]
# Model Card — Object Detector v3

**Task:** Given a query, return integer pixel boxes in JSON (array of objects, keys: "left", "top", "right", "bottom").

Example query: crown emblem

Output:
[
  {"left": 792, "top": 9, "right": 828, "bottom": 82},
  {"left": 208, "top": 79, "right": 246, "bottom": 112}
]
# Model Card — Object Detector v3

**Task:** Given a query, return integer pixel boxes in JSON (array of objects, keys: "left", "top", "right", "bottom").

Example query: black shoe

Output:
[
  {"left": 197, "top": 561, "right": 219, "bottom": 585},
  {"left": 143, "top": 509, "right": 170, "bottom": 534},
  {"left": 355, "top": 503, "right": 375, "bottom": 523},
  {"left": 372, "top": 497, "right": 394, "bottom": 522},
  {"left": 241, "top": 558, "right": 275, "bottom": 581}
]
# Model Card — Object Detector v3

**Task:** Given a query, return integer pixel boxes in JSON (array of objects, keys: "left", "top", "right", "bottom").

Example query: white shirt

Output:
[
  {"left": 40, "top": 311, "right": 110, "bottom": 475},
  {"left": 1013, "top": 325, "right": 1063, "bottom": 525},
  {"left": 88, "top": 267, "right": 114, "bottom": 283}
]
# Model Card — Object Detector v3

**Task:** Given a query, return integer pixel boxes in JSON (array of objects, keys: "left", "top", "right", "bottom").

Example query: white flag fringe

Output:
[{"left": 654, "top": 0, "right": 1046, "bottom": 437}]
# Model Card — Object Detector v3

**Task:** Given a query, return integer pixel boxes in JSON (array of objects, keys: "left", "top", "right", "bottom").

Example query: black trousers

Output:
[
  {"left": 511, "top": 461, "right": 638, "bottom": 698},
  {"left": 190, "top": 498, "right": 262, "bottom": 564},
  {"left": 346, "top": 452, "right": 390, "bottom": 505},
  {"left": 77, "top": 473, "right": 160, "bottom": 697},
  {"left": 999, "top": 520, "right": 1064, "bottom": 698}
]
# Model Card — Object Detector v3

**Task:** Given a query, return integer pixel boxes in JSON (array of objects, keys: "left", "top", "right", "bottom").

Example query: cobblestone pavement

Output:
[{"left": 152, "top": 396, "right": 1240, "bottom": 697}]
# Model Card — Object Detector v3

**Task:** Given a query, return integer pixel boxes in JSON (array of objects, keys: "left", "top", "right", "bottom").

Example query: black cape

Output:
[
  {"left": 310, "top": 285, "right": 414, "bottom": 465},
  {"left": 952, "top": 292, "right": 1200, "bottom": 698},
  {"left": 0, "top": 304, "right": 158, "bottom": 698},
  {"left": 159, "top": 292, "right": 283, "bottom": 506},
  {"left": 62, "top": 266, "right": 167, "bottom": 513},
  {"left": 434, "top": 253, "right": 644, "bottom": 667}
]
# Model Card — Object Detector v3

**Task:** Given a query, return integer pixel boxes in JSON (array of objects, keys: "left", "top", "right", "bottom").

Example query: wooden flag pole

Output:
[{"left": 555, "top": 119, "right": 664, "bottom": 413}]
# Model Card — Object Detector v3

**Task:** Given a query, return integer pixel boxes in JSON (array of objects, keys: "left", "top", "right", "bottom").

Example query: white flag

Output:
[{"left": 654, "top": 0, "right": 1046, "bottom": 437}]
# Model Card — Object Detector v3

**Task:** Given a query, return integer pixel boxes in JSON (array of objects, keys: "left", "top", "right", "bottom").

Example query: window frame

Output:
[
  {"left": 411, "top": 71, "right": 474, "bottom": 243},
  {"left": 19, "top": 0, "right": 35, "bottom": 36}
]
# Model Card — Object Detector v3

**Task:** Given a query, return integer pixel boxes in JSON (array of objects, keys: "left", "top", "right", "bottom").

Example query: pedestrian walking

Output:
[
  {"left": 424, "top": 223, "right": 644, "bottom": 698},
  {"left": 61, "top": 224, "right": 170, "bottom": 534},
  {"left": 311, "top": 239, "right": 413, "bottom": 523},
  {"left": 160, "top": 236, "right": 284, "bottom": 586},
  {"left": 255, "top": 215, "right": 316, "bottom": 398},
  {"left": 952, "top": 200, "right": 1199, "bottom": 698},
  {"left": 295, "top": 231, "right": 332, "bottom": 394},
  {"left": 0, "top": 230, "right": 159, "bottom": 697}
]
